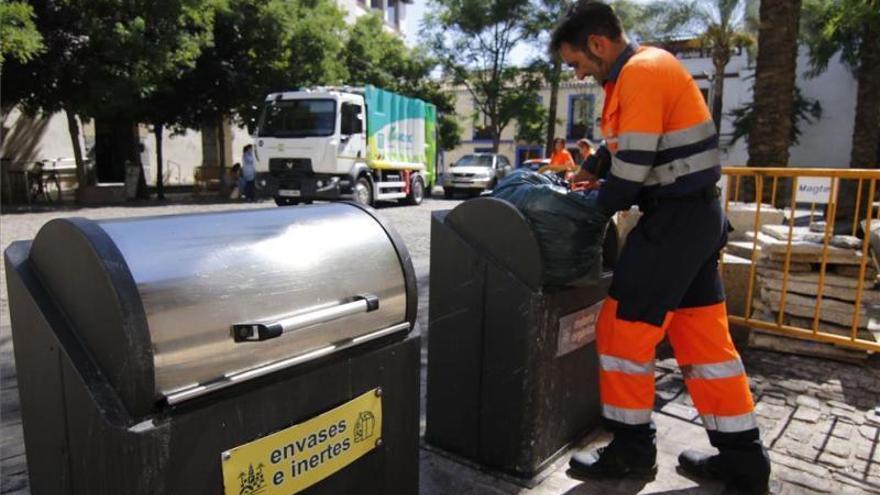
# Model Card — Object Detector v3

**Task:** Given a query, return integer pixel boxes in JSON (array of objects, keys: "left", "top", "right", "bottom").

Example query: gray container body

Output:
[{"left": 425, "top": 198, "right": 614, "bottom": 478}]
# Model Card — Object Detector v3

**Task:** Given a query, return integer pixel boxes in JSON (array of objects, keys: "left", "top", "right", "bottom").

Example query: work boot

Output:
[
  {"left": 569, "top": 438, "right": 658, "bottom": 480},
  {"left": 678, "top": 447, "right": 771, "bottom": 495}
]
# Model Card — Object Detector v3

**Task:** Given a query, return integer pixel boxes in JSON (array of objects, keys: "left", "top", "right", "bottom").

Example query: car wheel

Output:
[
  {"left": 353, "top": 176, "right": 373, "bottom": 206},
  {"left": 405, "top": 176, "right": 425, "bottom": 205}
]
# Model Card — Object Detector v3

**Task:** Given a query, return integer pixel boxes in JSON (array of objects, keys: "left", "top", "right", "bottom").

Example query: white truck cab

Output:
[{"left": 254, "top": 86, "right": 437, "bottom": 207}]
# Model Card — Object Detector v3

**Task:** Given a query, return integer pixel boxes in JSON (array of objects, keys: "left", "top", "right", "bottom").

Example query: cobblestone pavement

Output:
[{"left": 1, "top": 197, "right": 879, "bottom": 494}]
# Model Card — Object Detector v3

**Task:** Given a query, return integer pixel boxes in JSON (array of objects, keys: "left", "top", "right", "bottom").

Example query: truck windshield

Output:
[
  {"left": 453, "top": 155, "right": 493, "bottom": 167},
  {"left": 258, "top": 99, "right": 336, "bottom": 138}
]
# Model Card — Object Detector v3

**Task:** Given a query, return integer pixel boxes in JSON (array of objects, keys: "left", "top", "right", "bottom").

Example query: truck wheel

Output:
[
  {"left": 274, "top": 197, "right": 299, "bottom": 206},
  {"left": 405, "top": 176, "right": 425, "bottom": 205},
  {"left": 353, "top": 177, "right": 373, "bottom": 206},
  {"left": 444, "top": 187, "right": 455, "bottom": 199}
]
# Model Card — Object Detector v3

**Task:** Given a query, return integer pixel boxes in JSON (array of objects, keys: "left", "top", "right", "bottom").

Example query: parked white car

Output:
[{"left": 442, "top": 153, "right": 513, "bottom": 198}]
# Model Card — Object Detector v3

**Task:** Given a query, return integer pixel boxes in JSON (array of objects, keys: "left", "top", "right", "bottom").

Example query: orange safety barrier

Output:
[{"left": 720, "top": 167, "right": 880, "bottom": 352}]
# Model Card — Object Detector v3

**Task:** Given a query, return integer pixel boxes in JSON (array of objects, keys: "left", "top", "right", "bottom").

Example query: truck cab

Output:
[{"left": 254, "top": 86, "right": 436, "bottom": 207}]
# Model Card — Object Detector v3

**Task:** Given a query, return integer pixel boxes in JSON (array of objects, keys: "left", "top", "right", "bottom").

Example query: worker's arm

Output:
[{"left": 597, "top": 65, "right": 664, "bottom": 214}]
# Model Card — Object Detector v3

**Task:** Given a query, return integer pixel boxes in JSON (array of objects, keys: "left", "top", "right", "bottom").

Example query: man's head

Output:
[
  {"left": 550, "top": 1, "right": 627, "bottom": 84},
  {"left": 243, "top": 144, "right": 253, "bottom": 153}
]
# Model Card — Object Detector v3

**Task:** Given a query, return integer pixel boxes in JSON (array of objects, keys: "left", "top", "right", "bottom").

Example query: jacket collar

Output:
[{"left": 605, "top": 41, "right": 639, "bottom": 84}]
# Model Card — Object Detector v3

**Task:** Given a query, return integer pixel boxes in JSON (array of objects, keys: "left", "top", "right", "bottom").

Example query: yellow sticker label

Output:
[{"left": 221, "top": 388, "right": 382, "bottom": 495}]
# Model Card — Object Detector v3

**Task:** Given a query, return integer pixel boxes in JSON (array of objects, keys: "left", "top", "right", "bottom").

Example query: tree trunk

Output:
[
  {"left": 155, "top": 124, "right": 165, "bottom": 200},
  {"left": 545, "top": 57, "right": 562, "bottom": 157},
  {"left": 748, "top": 0, "right": 802, "bottom": 168},
  {"left": 850, "top": 20, "right": 880, "bottom": 169},
  {"left": 711, "top": 53, "right": 726, "bottom": 135},
  {"left": 834, "top": 18, "right": 880, "bottom": 234},
  {"left": 64, "top": 108, "right": 86, "bottom": 188},
  {"left": 216, "top": 114, "right": 227, "bottom": 170}
]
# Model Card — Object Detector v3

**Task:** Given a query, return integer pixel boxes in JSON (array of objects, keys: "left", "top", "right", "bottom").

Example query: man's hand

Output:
[{"left": 572, "top": 168, "right": 597, "bottom": 183}]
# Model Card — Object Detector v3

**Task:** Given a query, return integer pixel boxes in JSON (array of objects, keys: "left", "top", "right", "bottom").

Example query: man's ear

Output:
[{"left": 588, "top": 35, "right": 606, "bottom": 57}]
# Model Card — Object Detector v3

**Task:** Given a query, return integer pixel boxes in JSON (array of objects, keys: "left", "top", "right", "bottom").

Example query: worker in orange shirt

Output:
[
  {"left": 550, "top": 2, "right": 770, "bottom": 494},
  {"left": 538, "top": 138, "right": 578, "bottom": 176}
]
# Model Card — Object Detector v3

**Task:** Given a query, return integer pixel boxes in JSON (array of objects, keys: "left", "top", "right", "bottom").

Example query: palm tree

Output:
[
  {"left": 802, "top": 0, "right": 880, "bottom": 169},
  {"left": 802, "top": 0, "right": 879, "bottom": 231},
  {"left": 748, "top": 0, "right": 802, "bottom": 167}
]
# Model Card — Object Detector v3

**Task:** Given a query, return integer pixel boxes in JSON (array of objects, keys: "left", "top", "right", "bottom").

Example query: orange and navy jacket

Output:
[{"left": 597, "top": 43, "right": 720, "bottom": 213}]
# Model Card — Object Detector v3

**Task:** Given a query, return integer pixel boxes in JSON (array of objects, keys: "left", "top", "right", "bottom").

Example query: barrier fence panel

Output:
[{"left": 720, "top": 167, "right": 880, "bottom": 353}]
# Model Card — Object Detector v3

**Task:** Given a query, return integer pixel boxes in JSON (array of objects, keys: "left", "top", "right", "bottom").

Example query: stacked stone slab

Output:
[{"left": 733, "top": 222, "right": 879, "bottom": 358}]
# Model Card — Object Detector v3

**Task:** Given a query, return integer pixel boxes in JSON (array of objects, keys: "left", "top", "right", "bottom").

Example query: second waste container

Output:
[{"left": 426, "top": 197, "right": 616, "bottom": 478}]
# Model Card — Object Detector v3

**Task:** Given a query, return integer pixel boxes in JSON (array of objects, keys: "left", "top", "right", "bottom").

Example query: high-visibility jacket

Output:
[
  {"left": 597, "top": 43, "right": 720, "bottom": 214},
  {"left": 593, "top": 44, "right": 759, "bottom": 442}
]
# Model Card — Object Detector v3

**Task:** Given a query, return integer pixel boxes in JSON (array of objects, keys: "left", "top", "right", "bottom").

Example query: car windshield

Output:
[
  {"left": 257, "top": 99, "right": 336, "bottom": 138},
  {"left": 454, "top": 155, "right": 493, "bottom": 167}
]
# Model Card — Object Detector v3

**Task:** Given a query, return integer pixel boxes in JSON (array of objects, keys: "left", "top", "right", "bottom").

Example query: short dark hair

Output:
[
  {"left": 554, "top": 137, "right": 566, "bottom": 146},
  {"left": 550, "top": 1, "right": 623, "bottom": 54}
]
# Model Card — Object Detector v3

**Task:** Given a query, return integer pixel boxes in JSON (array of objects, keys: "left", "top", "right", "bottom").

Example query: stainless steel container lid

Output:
[{"left": 29, "top": 203, "right": 416, "bottom": 416}]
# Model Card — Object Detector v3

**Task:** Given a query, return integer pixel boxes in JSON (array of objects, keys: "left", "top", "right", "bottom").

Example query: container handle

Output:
[{"left": 232, "top": 293, "right": 379, "bottom": 342}]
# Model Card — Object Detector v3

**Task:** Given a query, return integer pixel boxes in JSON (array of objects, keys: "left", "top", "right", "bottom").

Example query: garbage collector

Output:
[{"left": 549, "top": 2, "right": 771, "bottom": 494}]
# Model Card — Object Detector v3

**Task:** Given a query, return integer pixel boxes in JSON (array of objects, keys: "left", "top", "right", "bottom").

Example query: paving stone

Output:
[
  {"left": 774, "top": 465, "right": 835, "bottom": 492},
  {"left": 831, "top": 407, "right": 865, "bottom": 425},
  {"left": 815, "top": 388, "right": 847, "bottom": 403},
  {"left": 777, "top": 437, "right": 820, "bottom": 463},
  {"left": 855, "top": 443, "right": 880, "bottom": 463},
  {"left": 867, "top": 409, "right": 880, "bottom": 426},
  {"left": 851, "top": 459, "right": 880, "bottom": 480},
  {"left": 812, "top": 435, "right": 853, "bottom": 458},
  {"left": 859, "top": 424, "right": 879, "bottom": 440},
  {"left": 778, "top": 379, "right": 810, "bottom": 394},
  {"left": 770, "top": 450, "right": 830, "bottom": 478},
  {"left": 818, "top": 419, "right": 855, "bottom": 440},
  {"left": 783, "top": 420, "right": 817, "bottom": 442},
  {"left": 659, "top": 401, "right": 698, "bottom": 422},
  {"left": 761, "top": 394, "right": 788, "bottom": 407},
  {"left": 797, "top": 394, "right": 822, "bottom": 410},
  {"left": 756, "top": 402, "right": 790, "bottom": 420},
  {"left": 827, "top": 400, "right": 857, "bottom": 412},
  {"left": 831, "top": 471, "right": 880, "bottom": 494},
  {"left": 817, "top": 451, "right": 850, "bottom": 468},
  {"left": 793, "top": 406, "right": 823, "bottom": 423}
]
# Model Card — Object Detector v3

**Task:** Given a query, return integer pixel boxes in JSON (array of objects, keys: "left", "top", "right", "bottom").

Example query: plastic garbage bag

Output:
[{"left": 491, "top": 169, "right": 611, "bottom": 286}]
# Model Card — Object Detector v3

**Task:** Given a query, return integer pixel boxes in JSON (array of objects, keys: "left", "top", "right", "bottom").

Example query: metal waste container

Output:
[
  {"left": 4, "top": 203, "right": 420, "bottom": 495},
  {"left": 425, "top": 197, "right": 615, "bottom": 478}
]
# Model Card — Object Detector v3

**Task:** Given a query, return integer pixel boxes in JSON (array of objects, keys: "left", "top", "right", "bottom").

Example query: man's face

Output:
[{"left": 558, "top": 40, "right": 609, "bottom": 83}]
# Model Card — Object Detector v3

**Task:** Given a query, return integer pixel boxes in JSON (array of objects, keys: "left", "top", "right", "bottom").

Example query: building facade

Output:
[{"left": 442, "top": 43, "right": 859, "bottom": 174}]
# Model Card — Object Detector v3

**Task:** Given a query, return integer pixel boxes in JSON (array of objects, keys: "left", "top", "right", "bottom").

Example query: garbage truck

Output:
[{"left": 254, "top": 85, "right": 437, "bottom": 206}]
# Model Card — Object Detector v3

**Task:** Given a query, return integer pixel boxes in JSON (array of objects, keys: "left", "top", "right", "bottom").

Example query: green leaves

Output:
[
  {"left": 801, "top": 0, "right": 880, "bottom": 75},
  {"left": 0, "top": 1, "right": 44, "bottom": 66}
]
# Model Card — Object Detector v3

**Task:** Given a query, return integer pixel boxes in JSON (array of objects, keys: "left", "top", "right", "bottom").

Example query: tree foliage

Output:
[
  {"left": 801, "top": 0, "right": 880, "bottom": 76},
  {"left": 344, "top": 13, "right": 461, "bottom": 150},
  {"left": 728, "top": 84, "right": 822, "bottom": 147},
  {"left": 0, "top": 1, "right": 44, "bottom": 67},
  {"left": 426, "top": 0, "right": 542, "bottom": 152}
]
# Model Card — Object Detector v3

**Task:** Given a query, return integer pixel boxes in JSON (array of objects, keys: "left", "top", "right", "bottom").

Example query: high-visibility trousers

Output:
[{"left": 598, "top": 196, "right": 759, "bottom": 443}]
